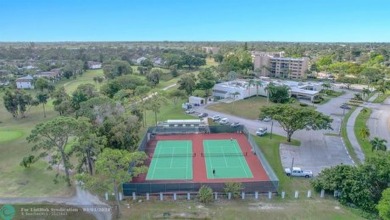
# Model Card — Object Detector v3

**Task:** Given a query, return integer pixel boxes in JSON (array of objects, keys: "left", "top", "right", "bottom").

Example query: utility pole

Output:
[{"left": 270, "top": 119, "right": 274, "bottom": 139}]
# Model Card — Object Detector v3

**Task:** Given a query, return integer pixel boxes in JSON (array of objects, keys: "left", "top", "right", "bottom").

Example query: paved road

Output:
[
  {"left": 197, "top": 89, "right": 356, "bottom": 175},
  {"left": 0, "top": 184, "right": 112, "bottom": 220},
  {"left": 346, "top": 107, "right": 365, "bottom": 162},
  {"left": 365, "top": 95, "right": 390, "bottom": 150}
]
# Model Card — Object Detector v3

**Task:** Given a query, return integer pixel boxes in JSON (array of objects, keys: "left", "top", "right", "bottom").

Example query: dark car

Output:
[
  {"left": 340, "top": 104, "right": 351, "bottom": 109},
  {"left": 198, "top": 113, "right": 208, "bottom": 118}
]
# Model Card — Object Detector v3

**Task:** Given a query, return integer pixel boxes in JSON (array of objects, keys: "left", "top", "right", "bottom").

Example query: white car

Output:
[
  {"left": 284, "top": 167, "right": 313, "bottom": 178},
  {"left": 185, "top": 109, "right": 195, "bottom": 114},
  {"left": 262, "top": 116, "right": 272, "bottom": 122},
  {"left": 256, "top": 127, "right": 267, "bottom": 136},
  {"left": 211, "top": 115, "right": 221, "bottom": 121},
  {"left": 219, "top": 118, "right": 229, "bottom": 125}
]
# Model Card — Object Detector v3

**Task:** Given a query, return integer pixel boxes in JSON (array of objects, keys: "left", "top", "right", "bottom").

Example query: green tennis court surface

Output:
[
  {"left": 203, "top": 139, "right": 253, "bottom": 179},
  {"left": 146, "top": 140, "right": 193, "bottom": 180}
]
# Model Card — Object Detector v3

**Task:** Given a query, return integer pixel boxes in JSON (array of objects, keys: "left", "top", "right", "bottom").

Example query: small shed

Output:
[{"left": 189, "top": 96, "right": 205, "bottom": 105}]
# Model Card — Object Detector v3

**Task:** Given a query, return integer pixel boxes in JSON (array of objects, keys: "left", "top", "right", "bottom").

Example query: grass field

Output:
[
  {"left": 372, "top": 91, "right": 390, "bottom": 103},
  {"left": 122, "top": 195, "right": 365, "bottom": 220},
  {"left": 207, "top": 96, "right": 269, "bottom": 120},
  {"left": 0, "top": 70, "right": 108, "bottom": 197},
  {"left": 354, "top": 108, "right": 373, "bottom": 158}
]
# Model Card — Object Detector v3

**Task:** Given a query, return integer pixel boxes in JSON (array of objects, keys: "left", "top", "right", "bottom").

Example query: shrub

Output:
[
  {"left": 300, "top": 103, "right": 309, "bottom": 107},
  {"left": 198, "top": 185, "right": 213, "bottom": 204},
  {"left": 223, "top": 182, "right": 243, "bottom": 199},
  {"left": 312, "top": 100, "right": 321, "bottom": 104}
]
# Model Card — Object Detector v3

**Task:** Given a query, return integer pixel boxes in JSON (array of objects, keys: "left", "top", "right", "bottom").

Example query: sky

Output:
[{"left": 0, "top": 0, "right": 389, "bottom": 42}]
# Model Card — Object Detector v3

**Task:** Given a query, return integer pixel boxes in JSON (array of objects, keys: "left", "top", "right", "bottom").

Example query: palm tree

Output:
[
  {"left": 370, "top": 137, "right": 387, "bottom": 152},
  {"left": 265, "top": 82, "right": 274, "bottom": 104},
  {"left": 362, "top": 88, "right": 370, "bottom": 100},
  {"left": 247, "top": 79, "right": 255, "bottom": 97},
  {"left": 255, "top": 80, "right": 263, "bottom": 97},
  {"left": 359, "top": 126, "right": 370, "bottom": 140}
]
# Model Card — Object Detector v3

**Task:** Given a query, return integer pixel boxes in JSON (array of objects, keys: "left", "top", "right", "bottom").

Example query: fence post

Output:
[
  {"left": 282, "top": 191, "right": 285, "bottom": 199},
  {"left": 320, "top": 189, "right": 325, "bottom": 198},
  {"left": 255, "top": 191, "right": 259, "bottom": 200},
  {"left": 307, "top": 190, "right": 311, "bottom": 198},
  {"left": 214, "top": 192, "right": 218, "bottom": 200},
  {"left": 228, "top": 193, "right": 231, "bottom": 200},
  {"left": 146, "top": 193, "right": 149, "bottom": 201},
  {"left": 173, "top": 193, "right": 177, "bottom": 201},
  {"left": 294, "top": 191, "right": 299, "bottom": 199},
  {"left": 160, "top": 193, "right": 163, "bottom": 201},
  {"left": 187, "top": 193, "right": 190, "bottom": 200},
  {"left": 268, "top": 192, "right": 272, "bottom": 199},
  {"left": 132, "top": 192, "right": 136, "bottom": 201},
  {"left": 119, "top": 192, "right": 123, "bottom": 201},
  {"left": 241, "top": 192, "right": 245, "bottom": 200},
  {"left": 334, "top": 190, "right": 338, "bottom": 198},
  {"left": 105, "top": 192, "right": 108, "bottom": 201}
]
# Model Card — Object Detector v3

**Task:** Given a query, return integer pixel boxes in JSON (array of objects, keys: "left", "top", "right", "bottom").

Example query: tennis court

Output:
[
  {"left": 146, "top": 140, "right": 193, "bottom": 180},
  {"left": 203, "top": 139, "right": 253, "bottom": 179}
]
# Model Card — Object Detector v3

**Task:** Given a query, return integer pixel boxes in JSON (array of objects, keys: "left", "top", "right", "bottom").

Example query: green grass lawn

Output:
[
  {"left": 122, "top": 199, "right": 364, "bottom": 220},
  {"left": 253, "top": 134, "right": 307, "bottom": 194},
  {"left": 372, "top": 91, "right": 390, "bottom": 103},
  {"left": 0, "top": 130, "right": 24, "bottom": 142},
  {"left": 58, "top": 69, "right": 104, "bottom": 93},
  {"left": 207, "top": 96, "right": 269, "bottom": 119},
  {"left": 354, "top": 108, "right": 373, "bottom": 157},
  {"left": 341, "top": 107, "right": 360, "bottom": 164}
]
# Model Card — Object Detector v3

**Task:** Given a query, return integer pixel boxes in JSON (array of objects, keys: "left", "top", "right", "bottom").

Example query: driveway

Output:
[{"left": 197, "top": 89, "right": 356, "bottom": 175}]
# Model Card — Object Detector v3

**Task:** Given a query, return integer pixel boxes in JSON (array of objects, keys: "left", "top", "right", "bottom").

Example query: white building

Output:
[
  {"left": 87, "top": 61, "right": 102, "bottom": 69},
  {"left": 16, "top": 75, "right": 34, "bottom": 89},
  {"left": 212, "top": 79, "right": 322, "bottom": 102},
  {"left": 212, "top": 80, "right": 267, "bottom": 100},
  {"left": 188, "top": 96, "right": 206, "bottom": 105}
]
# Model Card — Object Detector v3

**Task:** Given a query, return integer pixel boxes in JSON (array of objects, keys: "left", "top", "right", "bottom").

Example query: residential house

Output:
[
  {"left": 87, "top": 61, "right": 102, "bottom": 69},
  {"left": 16, "top": 75, "right": 34, "bottom": 89}
]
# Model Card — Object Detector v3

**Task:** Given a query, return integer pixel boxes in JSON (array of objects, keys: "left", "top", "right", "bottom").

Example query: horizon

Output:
[{"left": 1, "top": 0, "right": 390, "bottom": 42}]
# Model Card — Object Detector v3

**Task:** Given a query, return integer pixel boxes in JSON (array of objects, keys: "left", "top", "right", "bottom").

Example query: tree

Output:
[
  {"left": 178, "top": 74, "right": 196, "bottom": 95},
  {"left": 52, "top": 86, "right": 73, "bottom": 115},
  {"left": 85, "top": 148, "right": 147, "bottom": 217},
  {"left": 103, "top": 60, "right": 133, "bottom": 79},
  {"left": 377, "top": 188, "right": 390, "bottom": 220},
  {"left": 362, "top": 88, "right": 371, "bottom": 100},
  {"left": 26, "top": 116, "right": 88, "bottom": 186},
  {"left": 146, "top": 94, "right": 168, "bottom": 126},
  {"left": 370, "top": 137, "right": 387, "bottom": 151},
  {"left": 197, "top": 68, "right": 216, "bottom": 98},
  {"left": 213, "top": 54, "right": 224, "bottom": 63},
  {"left": 223, "top": 182, "right": 243, "bottom": 199},
  {"left": 260, "top": 105, "right": 333, "bottom": 142},
  {"left": 168, "top": 90, "right": 187, "bottom": 105},
  {"left": 359, "top": 126, "right": 370, "bottom": 140},
  {"left": 376, "top": 80, "right": 389, "bottom": 94},
  {"left": 198, "top": 185, "right": 213, "bottom": 204},
  {"left": 36, "top": 92, "right": 49, "bottom": 117},
  {"left": 146, "top": 68, "right": 162, "bottom": 87},
  {"left": 255, "top": 80, "right": 263, "bottom": 96},
  {"left": 3, "top": 89, "right": 34, "bottom": 118},
  {"left": 267, "top": 84, "right": 290, "bottom": 103},
  {"left": 360, "top": 67, "right": 383, "bottom": 89},
  {"left": 71, "top": 84, "right": 98, "bottom": 110},
  {"left": 35, "top": 78, "right": 49, "bottom": 91},
  {"left": 73, "top": 131, "right": 107, "bottom": 175}
]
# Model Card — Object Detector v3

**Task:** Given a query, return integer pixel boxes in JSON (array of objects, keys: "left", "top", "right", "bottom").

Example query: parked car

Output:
[
  {"left": 185, "top": 109, "right": 195, "bottom": 114},
  {"left": 340, "top": 103, "right": 351, "bottom": 109},
  {"left": 211, "top": 115, "right": 221, "bottom": 121},
  {"left": 256, "top": 127, "right": 267, "bottom": 136},
  {"left": 198, "top": 113, "right": 208, "bottom": 118},
  {"left": 230, "top": 122, "right": 240, "bottom": 127},
  {"left": 262, "top": 116, "right": 272, "bottom": 122},
  {"left": 284, "top": 167, "right": 313, "bottom": 178},
  {"left": 219, "top": 118, "right": 229, "bottom": 125}
]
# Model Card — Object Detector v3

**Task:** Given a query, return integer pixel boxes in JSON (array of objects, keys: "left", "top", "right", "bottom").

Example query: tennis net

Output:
[
  {"left": 201, "top": 152, "right": 247, "bottom": 157},
  {"left": 152, "top": 153, "right": 196, "bottom": 158}
]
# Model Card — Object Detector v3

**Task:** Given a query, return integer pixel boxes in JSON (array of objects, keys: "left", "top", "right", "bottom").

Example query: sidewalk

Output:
[{"left": 345, "top": 93, "right": 379, "bottom": 163}]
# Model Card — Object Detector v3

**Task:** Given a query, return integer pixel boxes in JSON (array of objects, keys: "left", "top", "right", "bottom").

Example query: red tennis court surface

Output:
[{"left": 132, "top": 133, "right": 270, "bottom": 184}]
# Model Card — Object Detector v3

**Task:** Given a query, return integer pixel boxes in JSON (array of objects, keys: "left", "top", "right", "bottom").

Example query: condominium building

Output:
[{"left": 252, "top": 51, "right": 309, "bottom": 80}]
